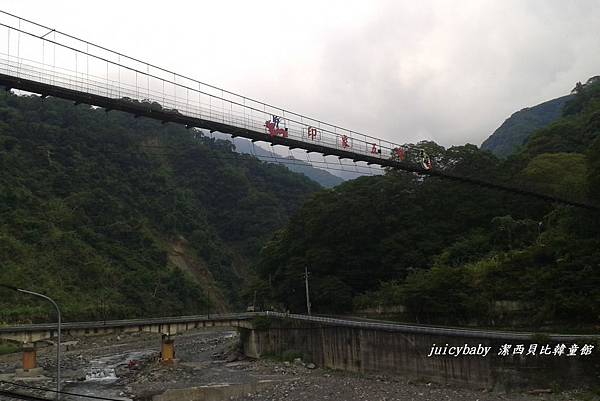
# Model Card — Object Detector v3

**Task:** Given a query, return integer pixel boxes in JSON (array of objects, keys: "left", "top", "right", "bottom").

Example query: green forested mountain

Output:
[
  {"left": 2, "top": 77, "right": 599, "bottom": 329},
  {"left": 277, "top": 157, "right": 346, "bottom": 188},
  {"left": 214, "top": 134, "right": 345, "bottom": 188},
  {"left": 0, "top": 91, "right": 320, "bottom": 322},
  {"left": 481, "top": 94, "right": 572, "bottom": 157},
  {"left": 252, "top": 78, "right": 600, "bottom": 329}
]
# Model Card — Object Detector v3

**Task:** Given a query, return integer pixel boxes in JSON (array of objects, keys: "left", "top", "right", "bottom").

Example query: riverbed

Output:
[{"left": 0, "top": 329, "right": 595, "bottom": 401}]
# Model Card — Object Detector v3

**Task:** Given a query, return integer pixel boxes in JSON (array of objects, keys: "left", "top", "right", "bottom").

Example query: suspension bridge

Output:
[{"left": 0, "top": 10, "right": 597, "bottom": 209}]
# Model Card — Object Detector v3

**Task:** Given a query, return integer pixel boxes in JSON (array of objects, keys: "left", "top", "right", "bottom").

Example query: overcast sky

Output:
[{"left": 3, "top": 0, "right": 600, "bottom": 147}]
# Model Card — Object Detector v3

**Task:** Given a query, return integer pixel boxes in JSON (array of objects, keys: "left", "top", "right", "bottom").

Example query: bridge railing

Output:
[
  {"left": 2, "top": 311, "right": 597, "bottom": 342},
  {"left": 0, "top": 312, "right": 260, "bottom": 332},
  {"left": 264, "top": 311, "right": 598, "bottom": 341},
  {"left": 0, "top": 11, "right": 406, "bottom": 166}
]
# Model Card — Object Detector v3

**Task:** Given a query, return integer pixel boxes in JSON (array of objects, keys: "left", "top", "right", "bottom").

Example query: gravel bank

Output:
[{"left": 1, "top": 330, "right": 596, "bottom": 401}]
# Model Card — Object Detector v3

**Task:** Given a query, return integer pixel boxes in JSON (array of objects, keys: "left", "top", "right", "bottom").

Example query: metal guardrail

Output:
[
  {"left": 0, "top": 12, "right": 597, "bottom": 210},
  {"left": 0, "top": 313, "right": 258, "bottom": 332},
  {"left": 0, "top": 13, "right": 408, "bottom": 165},
  {"left": 264, "top": 312, "right": 599, "bottom": 341},
  {"left": 2, "top": 312, "right": 597, "bottom": 342}
]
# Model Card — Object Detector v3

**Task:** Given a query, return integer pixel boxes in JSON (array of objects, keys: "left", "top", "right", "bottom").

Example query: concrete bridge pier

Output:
[
  {"left": 15, "top": 343, "right": 44, "bottom": 377},
  {"left": 160, "top": 334, "right": 176, "bottom": 364}
]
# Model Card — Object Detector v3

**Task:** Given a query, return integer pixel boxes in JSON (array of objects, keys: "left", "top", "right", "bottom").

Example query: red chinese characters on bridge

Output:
[
  {"left": 265, "top": 116, "right": 288, "bottom": 138},
  {"left": 341, "top": 135, "right": 350, "bottom": 148},
  {"left": 394, "top": 147, "right": 405, "bottom": 161}
]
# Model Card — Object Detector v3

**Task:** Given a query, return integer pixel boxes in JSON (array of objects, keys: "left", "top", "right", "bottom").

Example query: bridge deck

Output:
[
  {"left": 0, "top": 12, "right": 596, "bottom": 208},
  {"left": 1, "top": 312, "right": 596, "bottom": 342},
  {"left": 0, "top": 72, "right": 399, "bottom": 168},
  {"left": 1, "top": 72, "right": 596, "bottom": 209}
]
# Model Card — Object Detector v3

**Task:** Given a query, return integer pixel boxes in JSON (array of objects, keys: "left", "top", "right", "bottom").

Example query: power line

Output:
[
  {"left": 38, "top": 141, "right": 600, "bottom": 209},
  {"left": 28, "top": 143, "right": 381, "bottom": 178},
  {"left": 0, "top": 381, "right": 124, "bottom": 401},
  {"left": 1, "top": 79, "right": 597, "bottom": 209},
  {"left": 0, "top": 388, "right": 52, "bottom": 401}
]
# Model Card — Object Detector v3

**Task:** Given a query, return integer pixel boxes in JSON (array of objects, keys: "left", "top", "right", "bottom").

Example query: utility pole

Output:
[
  {"left": 206, "top": 291, "right": 210, "bottom": 319},
  {"left": 0, "top": 285, "right": 62, "bottom": 400},
  {"left": 304, "top": 266, "right": 311, "bottom": 315}
]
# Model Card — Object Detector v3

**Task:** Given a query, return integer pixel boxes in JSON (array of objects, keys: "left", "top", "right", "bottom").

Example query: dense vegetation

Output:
[
  {"left": 220, "top": 134, "right": 345, "bottom": 188},
  {"left": 0, "top": 91, "right": 320, "bottom": 322},
  {"left": 2, "top": 76, "right": 599, "bottom": 330},
  {"left": 252, "top": 78, "right": 600, "bottom": 329}
]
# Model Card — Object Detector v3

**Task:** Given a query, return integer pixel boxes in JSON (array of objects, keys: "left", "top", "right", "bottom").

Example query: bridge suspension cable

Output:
[{"left": 0, "top": 10, "right": 597, "bottom": 210}]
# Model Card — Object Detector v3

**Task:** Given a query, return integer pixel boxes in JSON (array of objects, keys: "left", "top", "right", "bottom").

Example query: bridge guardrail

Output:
[
  {"left": 0, "top": 12, "right": 412, "bottom": 168},
  {"left": 0, "top": 312, "right": 260, "bottom": 332},
  {"left": 264, "top": 311, "right": 599, "bottom": 342},
  {"left": 2, "top": 311, "right": 597, "bottom": 341}
]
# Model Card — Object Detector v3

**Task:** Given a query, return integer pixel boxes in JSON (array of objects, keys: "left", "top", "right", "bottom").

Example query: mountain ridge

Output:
[
  {"left": 481, "top": 94, "right": 572, "bottom": 157},
  {"left": 212, "top": 132, "right": 346, "bottom": 188}
]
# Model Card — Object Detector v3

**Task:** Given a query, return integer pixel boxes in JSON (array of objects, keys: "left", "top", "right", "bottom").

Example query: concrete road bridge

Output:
[
  {"left": 1, "top": 311, "right": 594, "bottom": 345},
  {"left": 2, "top": 311, "right": 598, "bottom": 390}
]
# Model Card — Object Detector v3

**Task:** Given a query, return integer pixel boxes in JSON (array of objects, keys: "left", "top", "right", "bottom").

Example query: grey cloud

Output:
[
  {"left": 265, "top": 0, "right": 600, "bottom": 147},
  {"left": 6, "top": 0, "right": 600, "bottom": 149}
]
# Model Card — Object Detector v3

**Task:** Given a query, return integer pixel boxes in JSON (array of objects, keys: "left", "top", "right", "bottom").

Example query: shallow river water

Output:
[{"left": 63, "top": 350, "right": 156, "bottom": 401}]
